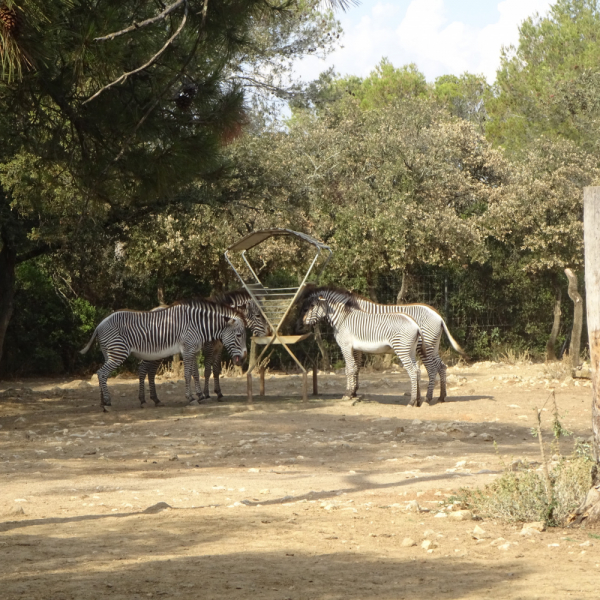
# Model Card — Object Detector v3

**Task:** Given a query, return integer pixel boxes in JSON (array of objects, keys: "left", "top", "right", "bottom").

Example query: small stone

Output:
[
  {"left": 580, "top": 541, "right": 592, "bottom": 547},
  {"left": 406, "top": 500, "right": 424, "bottom": 513},
  {"left": 169, "top": 454, "right": 178, "bottom": 461},
  {"left": 521, "top": 521, "right": 545, "bottom": 533},
  {"left": 434, "top": 512, "right": 448, "bottom": 518},
  {"left": 421, "top": 540, "right": 437, "bottom": 550},
  {"left": 401, "top": 537, "right": 417, "bottom": 547},
  {"left": 472, "top": 525, "right": 490, "bottom": 539},
  {"left": 498, "top": 543, "right": 512, "bottom": 551},
  {"left": 479, "top": 433, "right": 493, "bottom": 442},
  {"left": 448, "top": 510, "right": 473, "bottom": 521}
]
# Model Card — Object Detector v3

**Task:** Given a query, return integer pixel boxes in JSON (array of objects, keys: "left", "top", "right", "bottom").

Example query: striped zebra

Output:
[
  {"left": 80, "top": 299, "right": 247, "bottom": 409},
  {"left": 305, "top": 286, "right": 466, "bottom": 404},
  {"left": 300, "top": 288, "right": 425, "bottom": 406},
  {"left": 138, "top": 290, "right": 270, "bottom": 405}
]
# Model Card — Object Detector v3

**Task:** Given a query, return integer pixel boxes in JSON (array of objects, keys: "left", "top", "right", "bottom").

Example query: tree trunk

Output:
[
  {"left": 568, "top": 187, "right": 600, "bottom": 526},
  {"left": 396, "top": 271, "right": 408, "bottom": 304},
  {"left": 546, "top": 286, "right": 562, "bottom": 361},
  {"left": 366, "top": 272, "right": 378, "bottom": 302},
  {"left": 157, "top": 284, "right": 166, "bottom": 306},
  {"left": 565, "top": 267, "right": 583, "bottom": 369},
  {"left": 0, "top": 242, "right": 17, "bottom": 370}
]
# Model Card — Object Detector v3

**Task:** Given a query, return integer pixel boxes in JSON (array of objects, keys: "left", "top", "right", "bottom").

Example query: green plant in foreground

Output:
[{"left": 457, "top": 394, "right": 593, "bottom": 527}]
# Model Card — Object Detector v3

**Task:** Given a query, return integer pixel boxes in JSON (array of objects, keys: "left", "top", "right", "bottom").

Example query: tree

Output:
[
  {"left": 487, "top": 0, "right": 600, "bottom": 152},
  {"left": 484, "top": 137, "right": 599, "bottom": 359},
  {"left": 0, "top": 0, "right": 344, "bottom": 368}
]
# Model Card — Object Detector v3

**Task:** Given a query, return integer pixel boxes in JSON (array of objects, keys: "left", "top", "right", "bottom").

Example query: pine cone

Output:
[
  {"left": 174, "top": 84, "right": 197, "bottom": 110},
  {"left": 0, "top": 5, "right": 19, "bottom": 34}
]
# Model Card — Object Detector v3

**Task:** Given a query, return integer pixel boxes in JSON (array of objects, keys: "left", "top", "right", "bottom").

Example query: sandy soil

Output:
[{"left": 0, "top": 360, "right": 598, "bottom": 600}]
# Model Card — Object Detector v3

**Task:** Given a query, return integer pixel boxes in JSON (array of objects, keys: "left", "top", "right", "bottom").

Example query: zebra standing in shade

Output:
[
  {"left": 304, "top": 286, "right": 466, "bottom": 404},
  {"left": 301, "top": 288, "right": 426, "bottom": 406},
  {"left": 80, "top": 299, "right": 247, "bottom": 409},
  {"left": 137, "top": 290, "right": 270, "bottom": 406}
]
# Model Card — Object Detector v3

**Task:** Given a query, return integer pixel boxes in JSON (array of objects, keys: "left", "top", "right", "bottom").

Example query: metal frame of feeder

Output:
[{"left": 224, "top": 229, "right": 332, "bottom": 402}]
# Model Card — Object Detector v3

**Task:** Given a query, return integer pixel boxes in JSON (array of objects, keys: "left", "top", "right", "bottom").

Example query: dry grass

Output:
[
  {"left": 543, "top": 356, "right": 572, "bottom": 380},
  {"left": 457, "top": 450, "right": 592, "bottom": 526}
]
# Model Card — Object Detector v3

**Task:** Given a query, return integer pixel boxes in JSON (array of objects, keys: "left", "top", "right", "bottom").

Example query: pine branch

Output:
[
  {"left": 83, "top": 1, "right": 189, "bottom": 105},
  {"left": 93, "top": 0, "right": 187, "bottom": 42}
]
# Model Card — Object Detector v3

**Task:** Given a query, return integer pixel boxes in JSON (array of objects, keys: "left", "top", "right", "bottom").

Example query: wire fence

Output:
[{"left": 218, "top": 268, "right": 585, "bottom": 373}]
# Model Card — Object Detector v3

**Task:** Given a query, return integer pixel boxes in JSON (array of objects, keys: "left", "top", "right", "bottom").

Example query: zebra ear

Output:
[{"left": 318, "top": 295, "right": 326, "bottom": 301}]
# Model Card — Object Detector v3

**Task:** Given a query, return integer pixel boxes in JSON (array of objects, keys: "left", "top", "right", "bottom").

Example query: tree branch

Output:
[
  {"left": 93, "top": 0, "right": 187, "bottom": 42},
  {"left": 83, "top": 1, "right": 189, "bottom": 105},
  {"left": 16, "top": 243, "right": 52, "bottom": 264}
]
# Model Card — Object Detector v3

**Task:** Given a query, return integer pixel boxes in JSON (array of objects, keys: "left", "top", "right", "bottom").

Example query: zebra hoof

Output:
[
  {"left": 216, "top": 394, "right": 224, "bottom": 402},
  {"left": 154, "top": 401, "right": 164, "bottom": 407}
]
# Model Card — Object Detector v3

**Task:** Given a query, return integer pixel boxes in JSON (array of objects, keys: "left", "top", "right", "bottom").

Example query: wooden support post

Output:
[
  {"left": 259, "top": 367, "right": 265, "bottom": 396},
  {"left": 302, "top": 371, "right": 308, "bottom": 402},
  {"left": 568, "top": 187, "right": 600, "bottom": 525},
  {"left": 585, "top": 187, "right": 600, "bottom": 464},
  {"left": 247, "top": 372, "right": 253, "bottom": 404},
  {"left": 313, "top": 363, "right": 318, "bottom": 395}
]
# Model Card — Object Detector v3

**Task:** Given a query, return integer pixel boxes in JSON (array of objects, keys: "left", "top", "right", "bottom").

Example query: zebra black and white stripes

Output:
[
  {"left": 345, "top": 292, "right": 465, "bottom": 403},
  {"left": 80, "top": 299, "right": 247, "bottom": 409},
  {"left": 301, "top": 288, "right": 425, "bottom": 406},
  {"left": 137, "top": 290, "right": 270, "bottom": 406}
]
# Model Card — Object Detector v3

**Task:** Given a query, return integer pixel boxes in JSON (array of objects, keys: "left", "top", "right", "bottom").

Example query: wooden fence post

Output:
[
  {"left": 568, "top": 187, "right": 600, "bottom": 525},
  {"left": 584, "top": 187, "right": 600, "bottom": 464}
]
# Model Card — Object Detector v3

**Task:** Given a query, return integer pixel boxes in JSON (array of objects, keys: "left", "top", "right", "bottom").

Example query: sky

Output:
[{"left": 294, "top": 0, "right": 555, "bottom": 84}]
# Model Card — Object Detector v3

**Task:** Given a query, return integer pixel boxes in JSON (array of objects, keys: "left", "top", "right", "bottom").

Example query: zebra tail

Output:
[
  {"left": 80, "top": 328, "right": 98, "bottom": 354},
  {"left": 441, "top": 319, "right": 468, "bottom": 357}
]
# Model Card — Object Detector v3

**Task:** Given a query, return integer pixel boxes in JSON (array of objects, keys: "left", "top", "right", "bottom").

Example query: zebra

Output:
[
  {"left": 300, "top": 288, "right": 426, "bottom": 406},
  {"left": 137, "top": 290, "right": 270, "bottom": 406},
  {"left": 303, "top": 286, "right": 466, "bottom": 404},
  {"left": 80, "top": 299, "right": 247, "bottom": 409}
]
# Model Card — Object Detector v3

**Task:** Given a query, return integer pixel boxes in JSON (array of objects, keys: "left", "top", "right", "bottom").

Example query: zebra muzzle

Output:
[{"left": 232, "top": 353, "right": 246, "bottom": 366}]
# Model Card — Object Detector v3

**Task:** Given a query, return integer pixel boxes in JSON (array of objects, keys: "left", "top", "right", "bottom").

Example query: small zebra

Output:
[
  {"left": 138, "top": 290, "right": 270, "bottom": 405},
  {"left": 304, "top": 286, "right": 466, "bottom": 404},
  {"left": 301, "top": 288, "right": 426, "bottom": 406},
  {"left": 80, "top": 299, "right": 247, "bottom": 409}
]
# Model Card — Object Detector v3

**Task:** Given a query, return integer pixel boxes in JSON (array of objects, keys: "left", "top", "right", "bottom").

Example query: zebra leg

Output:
[
  {"left": 147, "top": 360, "right": 164, "bottom": 406},
  {"left": 418, "top": 345, "right": 437, "bottom": 405},
  {"left": 212, "top": 341, "right": 224, "bottom": 399},
  {"left": 340, "top": 346, "right": 359, "bottom": 401},
  {"left": 182, "top": 349, "right": 200, "bottom": 404},
  {"left": 138, "top": 360, "right": 149, "bottom": 407},
  {"left": 192, "top": 356, "right": 204, "bottom": 402},
  {"left": 393, "top": 344, "right": 422, "bottom": 407},
  {"left": 437, "top": 358, "right": 448, "bottom": 403},
  {"left": 202, "top": 342, "right": 213, "bottom": 399},
  {"left": 97, "top": 350, "right": 129, "bottom": 408},
  {"left": 353, "top": 351, "right": 363, "bottom": 394}
]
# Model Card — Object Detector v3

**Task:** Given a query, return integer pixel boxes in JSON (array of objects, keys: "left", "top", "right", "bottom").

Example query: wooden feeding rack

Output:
[{"left": 224, "top": 229, "right": 332, "bottom": 402}]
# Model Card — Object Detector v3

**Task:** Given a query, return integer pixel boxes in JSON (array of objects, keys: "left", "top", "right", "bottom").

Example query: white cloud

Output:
[{"left": 293, "top": 0, "right": 553, "bottom": 83}]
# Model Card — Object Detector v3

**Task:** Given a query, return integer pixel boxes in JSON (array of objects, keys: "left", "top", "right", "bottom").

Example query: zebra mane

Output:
[
  {"left": 209, "top": 289, "right": 251, "bottom": 308},
  {"left": 299, "top": 284, "right": 361, "bottom": 310}
]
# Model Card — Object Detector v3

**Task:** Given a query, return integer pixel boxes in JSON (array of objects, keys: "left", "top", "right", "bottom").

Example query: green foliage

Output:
[
  {"left": 458, "top": 453, "right": 593, "bottom": 526},
  {"left": 487, "top": 0, "right": 600, "bottom": 152}
]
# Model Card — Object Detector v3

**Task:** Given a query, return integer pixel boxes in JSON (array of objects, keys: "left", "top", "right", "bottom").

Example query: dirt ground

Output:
[{"left": 0, "top": 359, "right": 598, "bottom": 600}]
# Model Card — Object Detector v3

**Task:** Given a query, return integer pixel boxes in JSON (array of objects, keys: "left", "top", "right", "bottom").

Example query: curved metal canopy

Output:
[{"left": 226, "top": 228, "right": 331, "bottom": 253}]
